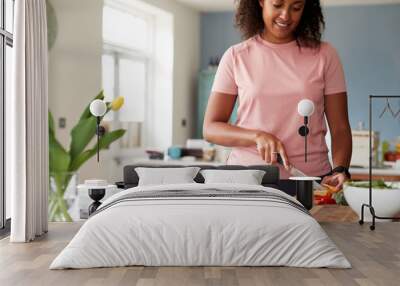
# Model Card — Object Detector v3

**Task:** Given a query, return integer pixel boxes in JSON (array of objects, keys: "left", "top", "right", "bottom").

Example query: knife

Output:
[
  {"left": 287, "top": 166, "right": 325, "bottom": 190},
  {"left": 277, "top": 154, "right": 325, "bottom": 190}
]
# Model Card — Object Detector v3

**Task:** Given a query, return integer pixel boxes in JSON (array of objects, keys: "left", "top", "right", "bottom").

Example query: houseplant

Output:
[{"left": 49, "top": 90, "right": 125, "bottom": 221}]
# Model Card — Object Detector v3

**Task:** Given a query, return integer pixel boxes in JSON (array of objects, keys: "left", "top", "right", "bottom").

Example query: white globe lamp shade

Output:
[
  {"left": 297, "top": 99, "right": 315, "bottom": 117},
  {"left": 89, "top": 99, "right": 107, "bottom": 117}
]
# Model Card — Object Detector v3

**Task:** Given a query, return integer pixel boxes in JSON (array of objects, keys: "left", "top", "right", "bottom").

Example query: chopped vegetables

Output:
[
  {"left": 322, "top": 183, "right": 341, "bottom": 194},
  {"left": 313, "top": 183, "right": 348, "bottom": 205},
  {"left": 332, "top": 191, "right": 348, "bottom": 206},
  {"left": 314, "top": 184, "right": 338, "bottom": 205},
  {"left": 314, "top": 194, "right": 336, "bottom": 205}
]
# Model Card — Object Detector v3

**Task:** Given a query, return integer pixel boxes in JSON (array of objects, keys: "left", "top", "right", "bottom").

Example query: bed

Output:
[{"left": 50, "top": 164, "right": 351, "bottom": 269}]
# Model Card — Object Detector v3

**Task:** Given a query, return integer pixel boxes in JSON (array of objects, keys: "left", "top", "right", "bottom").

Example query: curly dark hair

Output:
[{"left": 235, "top": 0, "right": 325, "bottom": 48}]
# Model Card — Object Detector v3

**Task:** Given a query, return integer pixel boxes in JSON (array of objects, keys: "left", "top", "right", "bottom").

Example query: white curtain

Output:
[{"left": 8, "top": 0, "right": 49, "bottom": 242}]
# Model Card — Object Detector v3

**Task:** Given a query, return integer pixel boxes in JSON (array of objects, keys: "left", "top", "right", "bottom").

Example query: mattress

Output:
[{"left": 50, "top": 183, "right": 351, "bottom": 269}]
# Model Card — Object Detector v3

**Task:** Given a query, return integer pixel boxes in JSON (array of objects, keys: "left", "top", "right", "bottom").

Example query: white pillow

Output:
[
  {"left": 200, "top": 169, "right": 266, "bottom": 185},
  {"left": 135, "top": 167, "right": 201, "bottom": 186}
]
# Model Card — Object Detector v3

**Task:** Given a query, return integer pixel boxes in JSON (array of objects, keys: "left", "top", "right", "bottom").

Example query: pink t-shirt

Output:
[{"left": 212, "top": 35, "right": 347, "bottom": 179}]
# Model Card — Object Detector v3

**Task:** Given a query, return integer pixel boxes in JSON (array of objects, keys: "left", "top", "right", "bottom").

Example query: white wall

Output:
[
  {"left": 176, "top": 0, "right": 400, "bottom": 12},
  {"left": 48, "top": 0, "right": 106, "bottom": 182},
  {"left": 143, "top": 0, "right": 200, "bottom": 146}
]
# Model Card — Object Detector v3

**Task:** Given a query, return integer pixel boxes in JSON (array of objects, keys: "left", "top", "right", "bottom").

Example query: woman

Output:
[{"left": 203, "top": 0, "right": 352, "bottom": 190}]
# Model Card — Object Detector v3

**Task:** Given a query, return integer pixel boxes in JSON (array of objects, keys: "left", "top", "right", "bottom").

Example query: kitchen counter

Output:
[
  {"left": 349, "top": 166, "right": 400, "bottom": 181},
  {"left": 129, "top": 158, "right": 400, "bottom": 181}
]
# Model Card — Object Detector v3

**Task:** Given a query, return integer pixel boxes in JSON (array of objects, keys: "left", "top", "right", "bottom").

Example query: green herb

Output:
[
  {"left": 345, "top": 179, "right": 393, "bottom": 189},
  {"left": 332, "top": 191, "right": 348, "bottom": 206}
]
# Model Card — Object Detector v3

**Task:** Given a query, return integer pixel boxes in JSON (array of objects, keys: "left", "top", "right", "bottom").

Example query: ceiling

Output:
[{"left": 175, "top": 0, "right": 400, "bottom": 12}]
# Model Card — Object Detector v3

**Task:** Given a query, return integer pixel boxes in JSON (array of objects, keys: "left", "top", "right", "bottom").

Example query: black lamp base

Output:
[
  {"left": 295, "top": 180, "right": 313, "bottom": 210},
  {"left": 88, "top": 188, "right": 106, "bottom": 216},
  {"left": 298, "top": 126, "right": 309, "bottom": 136}
]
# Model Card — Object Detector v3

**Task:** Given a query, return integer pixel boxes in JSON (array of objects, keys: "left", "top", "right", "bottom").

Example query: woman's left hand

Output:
[{"left": 321, "top": 172, "right": 348, "bottom": 191}]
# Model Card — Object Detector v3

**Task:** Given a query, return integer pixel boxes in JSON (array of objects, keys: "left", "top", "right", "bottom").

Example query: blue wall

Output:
[
  {"left": 200, "top": 5, "right": 400, "bottom": 144},
  {"left": 201, "top": 12, "right": 242, "bottom": 70}
]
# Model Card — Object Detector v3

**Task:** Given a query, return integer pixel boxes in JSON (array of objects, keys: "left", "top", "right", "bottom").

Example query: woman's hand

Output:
[
  {"left": 321, "top": 172, "right": 348, "bottom": 191},
  {"left": 254, "top": 132, "right": 290, "bottom": 170}
]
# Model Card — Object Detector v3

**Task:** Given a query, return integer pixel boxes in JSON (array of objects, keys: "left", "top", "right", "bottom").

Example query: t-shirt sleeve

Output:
[
  {"left": 324, "top": 44, "right": 347, "bottom": 95},
  {"left": 211, "top": 47, "right": 238, "bottom": 95}
]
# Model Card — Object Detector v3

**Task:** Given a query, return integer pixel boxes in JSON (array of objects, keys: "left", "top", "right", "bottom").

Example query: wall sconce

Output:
[
  {"left": 297, "top": 99, "right": 315, "bottom": 162},
  {"left": 89, "top": 99, "right": 107, "bottom": 162}
]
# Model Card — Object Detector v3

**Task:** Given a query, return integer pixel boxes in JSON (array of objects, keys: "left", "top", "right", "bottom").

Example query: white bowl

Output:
[{"left": 343, "top": 182, "right": 400, "bottom": 222}]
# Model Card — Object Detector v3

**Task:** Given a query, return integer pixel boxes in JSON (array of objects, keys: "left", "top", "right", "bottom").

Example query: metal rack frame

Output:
[{"left": 359, "top": 95, "right": 400, "bottom": 230}]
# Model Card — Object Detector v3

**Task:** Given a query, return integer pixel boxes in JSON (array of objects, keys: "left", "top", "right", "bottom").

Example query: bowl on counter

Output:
[{"left": 343, "top": 182, "right": 400, "bottom": 222}]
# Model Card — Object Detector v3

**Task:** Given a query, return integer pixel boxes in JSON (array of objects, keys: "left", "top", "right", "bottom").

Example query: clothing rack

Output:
[{"left": 359, "top": 95, "right": 400, "bottom": 230}]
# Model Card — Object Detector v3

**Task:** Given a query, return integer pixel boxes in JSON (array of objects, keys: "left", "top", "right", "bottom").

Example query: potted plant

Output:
[{"left": 49, "top": 90, "right": 125, "bottom": 221}]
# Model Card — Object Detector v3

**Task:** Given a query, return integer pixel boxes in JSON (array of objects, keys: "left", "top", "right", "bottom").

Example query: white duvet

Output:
[{"left": 50, "top": 183, "right": 351, "bottom": 269}]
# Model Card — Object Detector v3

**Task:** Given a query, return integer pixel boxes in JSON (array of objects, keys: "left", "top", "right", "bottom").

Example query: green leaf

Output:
[
  {"left": 332, "top": 191, "right": 348, "bottom": 206},
  {"left": 69, "top": 116, "right": 98, "bottom": 163},
  {"left": 69, "top": 90, "right": 112, "bottom": 163},
  {"left": 49, "top": 110, "right": 55, "bottom": 137},
  {"left": 79, "top": 90, "right": 105, "bottom": 121},
  {"left": 49, "top": 134, "right": 70, "bottom": 173},
  {"left": 346, "top": 180, "right": 393, "bottom": 189},
  {"left": 69, "top": 129, "right": 126, "bottom": 171}
]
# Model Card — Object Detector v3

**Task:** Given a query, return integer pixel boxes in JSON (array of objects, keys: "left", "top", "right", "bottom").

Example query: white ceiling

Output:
[{"left": 176, "top": 0, "right": 400, "bottom": 12}]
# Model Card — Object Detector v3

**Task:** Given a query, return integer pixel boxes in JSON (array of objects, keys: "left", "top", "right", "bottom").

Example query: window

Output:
[
  {"left": 103, "top": 5, "right": 151, "bottom": 52},
  {"left": 102, "top": 2, "right": 153, "bottom": 148},
  {"left": 0, "top": 0, "right": 14, "bottom": 232},
  {"left": 102, "top": 0, "right": 173, "bottom": 156}
]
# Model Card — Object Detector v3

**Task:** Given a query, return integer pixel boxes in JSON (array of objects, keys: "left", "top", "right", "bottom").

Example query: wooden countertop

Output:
[{"left": 350, "top": 166, "right": 400, "bottom": 181}]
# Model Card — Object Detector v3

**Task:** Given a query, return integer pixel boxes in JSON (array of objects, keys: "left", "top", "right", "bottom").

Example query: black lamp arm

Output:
[
  {"left": 95, "top": 117, "right": 106, "bottom": 162},
  {"left": 298, "top": 116, "right": 310, "bottom": 162}
]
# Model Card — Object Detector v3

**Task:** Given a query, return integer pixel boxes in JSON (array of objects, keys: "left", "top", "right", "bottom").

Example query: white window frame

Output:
[
  {"left": 103, "top": 0, "right": 174, "bottom": 155},
  {"left": 103, "top": 45, "right": 151, "bottom": 147},
  {"left": 102, "top": 1, "right": 156, "bottom": 148},
  {"left": 1, "top": 0, "right": 14, "bottom": 231}
]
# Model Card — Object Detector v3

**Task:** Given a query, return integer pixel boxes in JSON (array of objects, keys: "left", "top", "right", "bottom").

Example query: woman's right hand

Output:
[{"left": 254, "top": 132, "right": 290, "bottom": 170}]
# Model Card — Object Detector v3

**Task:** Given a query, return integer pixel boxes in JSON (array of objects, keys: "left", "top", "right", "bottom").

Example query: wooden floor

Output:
[{"left": 1, "top": 207, "right": 399, "bottom": 286}]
